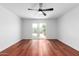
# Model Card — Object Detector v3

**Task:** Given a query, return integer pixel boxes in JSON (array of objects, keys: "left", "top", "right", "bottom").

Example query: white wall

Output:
[
  {"left": 0, "top": 6, "right": 21, "bottom": 52},
  {"left": 58, "top": 6, "right": 79, "bottom": 51},
  {"left": 21, "top": 18, "right": 57, "bottom": 39}
]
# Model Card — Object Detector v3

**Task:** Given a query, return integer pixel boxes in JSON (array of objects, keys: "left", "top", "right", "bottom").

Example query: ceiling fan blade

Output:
[
  {"left": 41, "top": 11, "right": 46, "bottom": 16},
  {"left": 28, "top": 8, "right": 37, "bottom": 11},
  {"left": 42, "top": 8, "right": 54, "bottom": 11}
]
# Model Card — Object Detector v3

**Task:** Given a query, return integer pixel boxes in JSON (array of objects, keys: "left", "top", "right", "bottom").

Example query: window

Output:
[{"left": 32, "top": 23, "right": 46, "bottom": 39}]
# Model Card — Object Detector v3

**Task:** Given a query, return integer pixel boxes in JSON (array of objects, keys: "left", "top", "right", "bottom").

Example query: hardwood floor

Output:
[{"left": 0, "top": 39, "right": 79, "bottom": 56}]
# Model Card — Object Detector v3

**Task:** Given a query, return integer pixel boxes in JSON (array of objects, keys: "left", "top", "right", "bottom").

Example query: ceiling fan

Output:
[{"left": 28, "top": 3, "right": 54, "bottom": 16}]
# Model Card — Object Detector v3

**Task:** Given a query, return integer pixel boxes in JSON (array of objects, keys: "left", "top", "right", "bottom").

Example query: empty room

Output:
[{"left": 0, "top": 3, "right": 79, "bottom": 56}]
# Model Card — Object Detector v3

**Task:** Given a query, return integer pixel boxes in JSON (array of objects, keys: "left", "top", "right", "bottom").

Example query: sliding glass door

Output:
[{"left": 32, "top": 23, "right": 46, "bottom": 39}]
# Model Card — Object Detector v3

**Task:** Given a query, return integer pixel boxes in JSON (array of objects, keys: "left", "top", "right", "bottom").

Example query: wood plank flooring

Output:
[{"left": 0, "top": 39, "right": 79, "bottom": 56}]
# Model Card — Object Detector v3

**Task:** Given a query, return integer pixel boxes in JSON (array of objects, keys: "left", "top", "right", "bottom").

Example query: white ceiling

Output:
[{"left": 0, "top": 3, "right": 79, "bottom": 19}]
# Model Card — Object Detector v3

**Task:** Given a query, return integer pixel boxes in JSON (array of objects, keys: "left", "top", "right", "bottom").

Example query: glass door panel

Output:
[
  {"left": 32, "top": 23, "right": 46, "bottom": 39},
  {"left": 32, "top": 23, "right": 38, "bottom": 39},
  {"left": 39, "top": 23, "right": 46, "bottom": 39}
]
